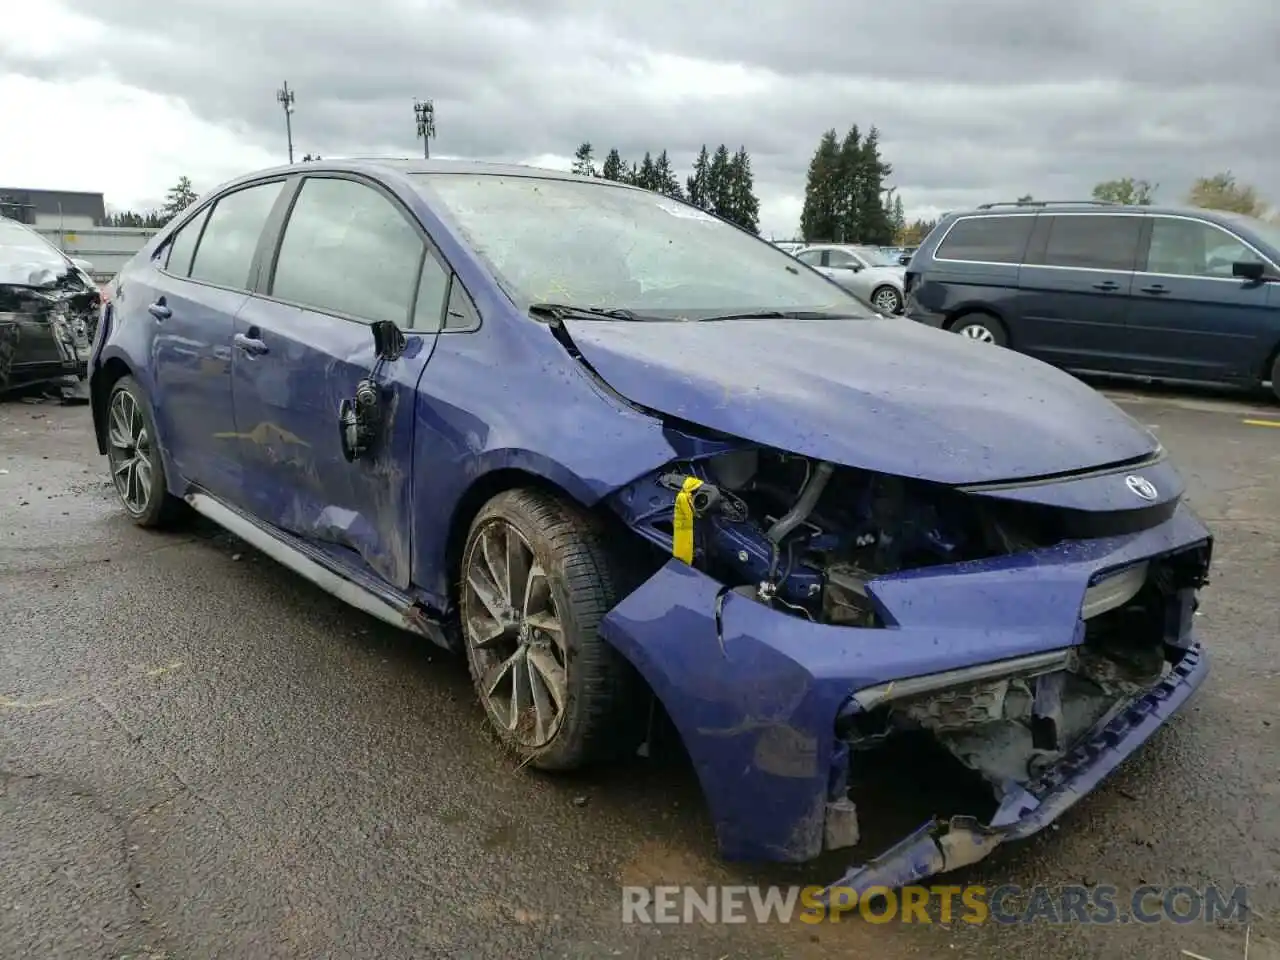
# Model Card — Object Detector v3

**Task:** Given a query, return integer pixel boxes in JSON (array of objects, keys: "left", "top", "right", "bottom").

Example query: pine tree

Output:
[
  {"left": 891, "top": 193, "right": 906, "bottom": 243},
  {"left": 600, "top": 149, "right": 625, "bottom": 181},
  {"left": 836, "top": 125, "right": 862, "bottom": 242},
  {"left": 800, "top": 129, "right": 841, "bottom": 242},
  {"left": 159, "top": 176, "right": 198, "bottom": 225},
  {"left": 856, "top": 127, "right": 894, "bottom": 245},
  {"left": 653, "top": 150, "right": 683, "bottom": 199},
  {"left": 724, "top": 147, "right": 760, "bottom": 233},
  {"left": 572, "top": 142, "right": 596, "bottom": 177},
  {"left": 686, "top": 145, "right": 711, "bottom": 209},
  {"left": 707, "top": 144, "right": 733, "bottom": 218},
  {"left": 637, "top": 152, "right": 657, "bottom": 191}
]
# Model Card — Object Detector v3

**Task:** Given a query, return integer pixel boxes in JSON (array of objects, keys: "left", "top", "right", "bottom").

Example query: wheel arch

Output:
[{"left": 90, "top": 356, "right": 135, "bottom": 455}]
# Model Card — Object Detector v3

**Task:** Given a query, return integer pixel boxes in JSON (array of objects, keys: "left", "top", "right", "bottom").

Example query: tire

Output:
[
  {"left": 460, "top": 488, "right": 639, "bottom": 771},
  {"left": 1270, "top": 353, "right": 1280, "bottom": 404},
  {"left": 951, "top": 313, "right": 1008, "bottom": 347},
  {"left": 871, "top": 285, "right": 903, "bottom": 315},
  {"left": 105, "top": 376, "right": 186, "bottom": 528}
]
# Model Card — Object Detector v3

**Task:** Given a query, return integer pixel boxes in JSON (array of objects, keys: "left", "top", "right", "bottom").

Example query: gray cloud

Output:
[{"left": 6, "top": 0, "right": 1279, "bottom": 231}]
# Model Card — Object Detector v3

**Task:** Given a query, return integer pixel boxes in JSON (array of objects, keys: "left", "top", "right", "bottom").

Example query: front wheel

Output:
[
  {"left": 871, "top": 285, "right": 903, "bottom": 315},
  {"left": 951, "top": 314, "right": 1008, "bottom": 347},
  {"left": 460, "top": 489, "right": 639, "bottom": 771}
]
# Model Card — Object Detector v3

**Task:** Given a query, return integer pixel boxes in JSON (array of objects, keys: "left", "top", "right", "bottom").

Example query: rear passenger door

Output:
[
  {"left": 1125, "top": 215, "right": 1278, "bottom": 383},
  {"left": 144, "top": 178, "right": 287, "bottom": 501},
  {"left": 1017, "top": 213, "right": 1141, "bottom": 371},
  {"left": 230, "top": 173, "right": 451, "bottom": 590}
]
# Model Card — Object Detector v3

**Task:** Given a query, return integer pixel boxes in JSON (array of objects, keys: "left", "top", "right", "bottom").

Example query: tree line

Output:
[
  {"left": 571, "top": 142, "right": 761, "bottom": 234},
  {"left": 799, "top": 125, "right": 899, "bottom": 246},
  {"left": 104, "top": 176, "right": 199, "bottom": 228},
  {"left": 1006, "top": 173, "right": 1276, "bottom": 218}
]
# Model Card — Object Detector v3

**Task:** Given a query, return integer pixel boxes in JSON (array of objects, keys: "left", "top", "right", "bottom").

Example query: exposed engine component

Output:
[{"left": 614, "top": 445, "right": 1057, "bottom": 626}]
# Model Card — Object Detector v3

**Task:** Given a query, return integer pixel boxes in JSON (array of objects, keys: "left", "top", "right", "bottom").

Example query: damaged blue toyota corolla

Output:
[{"left": 89, "top": 160, "right": 1212, "bottom": 894}]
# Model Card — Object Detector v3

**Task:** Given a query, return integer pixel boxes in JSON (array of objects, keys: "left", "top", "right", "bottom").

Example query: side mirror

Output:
[
  {"left": 371, "top": 320, "right": 407, "bottom": 360},
  {"left": 1232, "top": 260, "right": 1265, "bottom": 281}
]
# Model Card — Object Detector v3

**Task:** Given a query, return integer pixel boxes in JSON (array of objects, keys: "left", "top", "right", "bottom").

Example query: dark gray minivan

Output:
[{"left": 903, "top": 200, "right": 1280, "bottom": 401}]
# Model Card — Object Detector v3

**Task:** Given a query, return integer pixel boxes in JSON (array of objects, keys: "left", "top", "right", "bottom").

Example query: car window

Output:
[
  {"left": 410, "top": 174, "right": 875, "bottom": 320},
  {"left": 164, "top": 206, "right": 210, "bottom": 277},
  {"left": 1146, "top": 217, "right": 1263, "bottom": 278},
  {"left": 271, "top": 177, "right": 426, "bottom": 325},
  {"left": 827, "top": 249, "right": 858, "bottom": 267},
  {"left": 189, "top": 181, "right": 283, "bottom": 289},
  {"left": 935, "top": 216, "right": 1034, "bottom": 264},
  {"left": 1042, "top": 215, "right": 1142, "bottom": 271},
  {"left": 410, "top": 250, "right": 451, "bottom": 331},
  {"left": 795, "top": 249, "right": 823, "bottom": 267},
  {"left": 443, "top": 276, "right": 480, "bottom": 330}
]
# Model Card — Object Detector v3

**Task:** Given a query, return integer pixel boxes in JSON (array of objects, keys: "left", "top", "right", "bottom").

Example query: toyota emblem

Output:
[{"left": 1125, "top": 475, "right": 1158, "bottom": 501}]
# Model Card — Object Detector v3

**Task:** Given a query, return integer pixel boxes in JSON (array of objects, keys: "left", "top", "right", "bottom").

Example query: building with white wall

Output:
[{"left": 0, "top": 188, "right": 106, "bottom": 230}]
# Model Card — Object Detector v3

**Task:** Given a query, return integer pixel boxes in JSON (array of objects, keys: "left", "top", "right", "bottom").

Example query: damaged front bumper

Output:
[{"left": 597, "top": 501, "right": 1211, "bottom": 888}]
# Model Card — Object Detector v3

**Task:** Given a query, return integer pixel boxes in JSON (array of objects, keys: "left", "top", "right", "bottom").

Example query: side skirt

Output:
[{"left": 185, "top": 490, "right": 453, "bottom": 649}]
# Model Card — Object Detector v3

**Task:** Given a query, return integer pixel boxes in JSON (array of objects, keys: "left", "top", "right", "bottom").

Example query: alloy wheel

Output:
[
  {"left": 106, "top": 389, "right": 153, "bottom": 515},
  {"left": 960, "top": 324, "right": 996, "bottom": 343},
  {"left": 463, "top": 519, "right": 568, "bottom": 749},
  {"left": 873, "top": 288, "right": 902, "bottom": 314}
]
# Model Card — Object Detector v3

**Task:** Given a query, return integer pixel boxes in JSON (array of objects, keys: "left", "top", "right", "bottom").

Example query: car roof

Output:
[
  {"left": 220, "top": 157, "right": 629, "bottom": 191},
  {"left": 946, "top": 203, "right": 1250, "bottom": 221}
]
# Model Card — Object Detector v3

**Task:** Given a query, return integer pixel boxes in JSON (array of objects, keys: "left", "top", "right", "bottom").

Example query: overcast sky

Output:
[{"left": 2, "top": 0, "right": 1277, "bottom": 236}]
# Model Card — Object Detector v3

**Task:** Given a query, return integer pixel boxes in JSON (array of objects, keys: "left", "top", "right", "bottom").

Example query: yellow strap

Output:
[{"left": 672, "top": 476, "right": 704, "bottom": 564}]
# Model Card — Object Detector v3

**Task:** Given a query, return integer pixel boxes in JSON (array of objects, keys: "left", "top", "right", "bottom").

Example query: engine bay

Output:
[{"left": 610, "top": 443, "right": 1053, "bottom": 626}]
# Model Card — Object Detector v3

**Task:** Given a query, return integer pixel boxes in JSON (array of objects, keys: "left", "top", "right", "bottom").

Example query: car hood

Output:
[{"left": 561, "top": 317, "right": 1159, "bottom": 485}]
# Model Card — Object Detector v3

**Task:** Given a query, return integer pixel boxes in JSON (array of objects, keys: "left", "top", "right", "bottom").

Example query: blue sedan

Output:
[{"left": 89, "top": 159, "right": 1213, "bottom": 891}]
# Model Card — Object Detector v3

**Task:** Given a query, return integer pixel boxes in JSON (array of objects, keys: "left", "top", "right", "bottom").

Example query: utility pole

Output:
[
  {"left": 276, "top": 81, "right": 296, "bottom": 164},
  {"left": 414, "top": 99, "right": 435, "bottom": 159}
]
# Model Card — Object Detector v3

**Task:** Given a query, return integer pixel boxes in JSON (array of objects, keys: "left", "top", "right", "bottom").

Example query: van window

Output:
[
  {"left": 1042, "top": 215, "right": 1142, "bottom": 271},
  {"left": 935, "top": 216, "right": 1034, "bottom": 264},
  {"left": 1146, "top": 217, "right": 1264, "bottom": 278}
]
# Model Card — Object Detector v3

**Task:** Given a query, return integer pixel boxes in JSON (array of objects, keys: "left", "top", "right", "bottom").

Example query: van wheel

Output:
[
  {"left": 460, "top": 489, "right": 640, "bottom": 771},
  {"left": 951, "top": 313, "right": 1008, "bottom": 347},
  {"left": 1270, "top": 353, "right": 1280, "bottom": 403}
]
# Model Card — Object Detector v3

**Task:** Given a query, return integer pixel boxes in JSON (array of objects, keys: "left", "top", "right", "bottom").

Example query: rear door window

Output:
[
  {"left": 188, "top": 181, "right": 284, "bottom": 289},
  {"left": 935, "top": 216, "right": 1034, "bottom": 264},
  {"left": 795, "top": 249, "right": 824, "bottom": 267},
  {"left": 1041, "top": 215, "right": 1142, "bottom": 271},
  {"left": 164, "top": 207, "right": 211, "bottom": 277}
]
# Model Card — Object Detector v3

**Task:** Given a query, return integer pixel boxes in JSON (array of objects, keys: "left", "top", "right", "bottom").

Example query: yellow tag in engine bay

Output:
[{"left": 672, "top": 476, "right": 704, "bottom": 564}]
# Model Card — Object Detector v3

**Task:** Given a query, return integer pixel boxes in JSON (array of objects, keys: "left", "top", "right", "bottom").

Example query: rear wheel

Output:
[
  {"left": 1270, "top": 353, "right": 1280, "bottom": 403},
  {"left": 871, "top": 285, "right": 903, "bottom": 314},
  {"left": 460, "top": 489, "right": 639, "bottom": 771},
  {"left": 105, "top": 376, "right": 186, "bottom": 527},
  {"left": 951, "top": 313, "right": 1008, "bottom": 347}
]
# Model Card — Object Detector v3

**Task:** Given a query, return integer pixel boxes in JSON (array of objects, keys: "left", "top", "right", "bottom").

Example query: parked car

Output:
[
  {"left": 904, "top": 200, "right": 1280, "bottom": 400},
  {"left": 90, "top": 161, "right": 1213, "bottom": 894},
  {"left": 0, "top": 216, "right": 100, "bottom": 398},
  {"left": 794, "top": 243, "right": 906, "bottom": 313},
  {"left": 898, "top": 245, "right": 918, "bottom": 266}
]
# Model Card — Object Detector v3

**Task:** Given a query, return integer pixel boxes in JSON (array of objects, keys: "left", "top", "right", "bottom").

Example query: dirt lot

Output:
[{"left": 2, "top": 385, "right": 1278, "bottom": 959}]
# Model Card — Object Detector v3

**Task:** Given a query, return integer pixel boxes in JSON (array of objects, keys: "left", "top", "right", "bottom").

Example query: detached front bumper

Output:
[
  {"left": 825, "top": 641, "right": 1207, "bottom": 895},
  {"left": 598, "top": 502, "right": 1211, "bottom": 886}
]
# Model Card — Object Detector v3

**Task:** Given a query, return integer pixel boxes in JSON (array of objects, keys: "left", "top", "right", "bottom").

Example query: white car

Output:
[{"left": 794, "top": 244, "right": 906, "bottom": 314}]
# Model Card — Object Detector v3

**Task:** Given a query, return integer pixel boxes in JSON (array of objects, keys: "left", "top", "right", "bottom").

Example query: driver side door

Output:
[{"left": 230, "top": 173, "right": 450, "bottom": 590}]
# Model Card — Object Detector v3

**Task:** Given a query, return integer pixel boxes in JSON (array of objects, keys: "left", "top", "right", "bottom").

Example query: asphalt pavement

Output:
[{"left": 2, "top": 384, "right": 1278, "bottom": 960}]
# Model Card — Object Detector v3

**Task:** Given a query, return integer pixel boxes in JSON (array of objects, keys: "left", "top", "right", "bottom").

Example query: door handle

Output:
[
  {"left": 148, "top": 299, "right": 171, "bottom": 320},
  {"left": 233, "top": 332, "right": 269, "bottom": 356},
  {"left": 1140, "top": 284, "right": 1170, "bottom": 295},
  {"left": 1091, "top": 281, "right": 1120, "bottom": 292}
]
